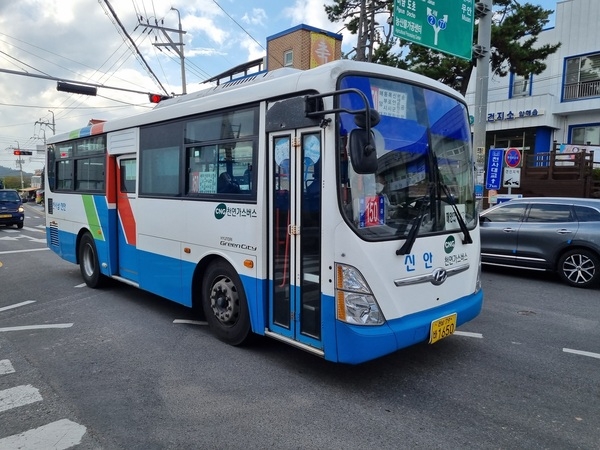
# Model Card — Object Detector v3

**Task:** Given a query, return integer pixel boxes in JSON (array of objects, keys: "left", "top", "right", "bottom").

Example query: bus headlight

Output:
[{"left": 335, "top": 263, "right": 384, "bottom": 325}]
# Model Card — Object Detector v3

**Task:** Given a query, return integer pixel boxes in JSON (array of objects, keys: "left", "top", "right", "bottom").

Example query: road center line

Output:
[
  {"left": 563, "top": 348, "right": 600, "bottom": 360},
  {"left": 0, "top": 324, "right": 73, "bottom": 332},
  {"left": 0, "top": 300, "right": 35, "bottom": 312},
  {"left": 0, "top": 419, "right": 86, "bottom": 450}
]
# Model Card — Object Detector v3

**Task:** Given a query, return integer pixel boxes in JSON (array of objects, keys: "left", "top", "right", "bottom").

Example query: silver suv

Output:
[{"left": 480, "top": 197, "right": 600, "bottom": 288}]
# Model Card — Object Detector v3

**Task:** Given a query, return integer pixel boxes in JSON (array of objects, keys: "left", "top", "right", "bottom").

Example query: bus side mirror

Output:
[{"left": 348, "top": 129, "right": 378, "bottom": 174}]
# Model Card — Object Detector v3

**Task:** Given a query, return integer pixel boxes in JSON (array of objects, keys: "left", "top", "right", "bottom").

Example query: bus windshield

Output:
[{"left": 338, "top": 75, "right": 476, "bottom": 241}]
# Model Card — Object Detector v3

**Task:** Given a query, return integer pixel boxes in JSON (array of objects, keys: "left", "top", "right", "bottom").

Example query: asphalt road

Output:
[{"left": 0, "top": 203, "right": 598, "bottom": 449}]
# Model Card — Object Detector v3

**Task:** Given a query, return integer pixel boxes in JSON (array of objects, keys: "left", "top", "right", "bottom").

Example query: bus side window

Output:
[{"left": 218, "top": 172, "right": 240, "bottom": 193}]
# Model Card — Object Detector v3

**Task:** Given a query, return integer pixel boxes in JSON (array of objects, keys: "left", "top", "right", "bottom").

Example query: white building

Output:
[{"left": 465, "top": 0, "right": 600, "bottom": 157}]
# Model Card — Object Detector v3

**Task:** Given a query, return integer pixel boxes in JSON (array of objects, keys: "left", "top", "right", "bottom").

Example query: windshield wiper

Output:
[
  {"left": 396, "top": 190, "right": 431, "bottom": 255},
  {"left": 438, "top": 175, "right": 473, "bottom": 245},
  {"left": 429, "top": 153, "right": 472, "bottom": 245}
]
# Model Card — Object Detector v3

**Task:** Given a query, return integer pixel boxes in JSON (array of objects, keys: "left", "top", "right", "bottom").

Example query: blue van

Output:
[{"left": 0, "top": 189, "right": 26, "bottom": 229}]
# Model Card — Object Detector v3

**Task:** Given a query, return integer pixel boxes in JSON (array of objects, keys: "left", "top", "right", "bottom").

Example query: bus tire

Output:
[
  {"left": 202, "top": 261, "right": 251, "bottom": 346},
  {"left": 79, "top": 232, "right": 104, "bottom": 288}
]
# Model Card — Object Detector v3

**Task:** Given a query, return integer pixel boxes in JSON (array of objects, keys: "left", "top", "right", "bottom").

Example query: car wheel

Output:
[
  {"left": 202, "top": 260, "right": 251, "bottom": 345},
  {"left": 17, "top": 222, "right": 23, "bottom": 229},
  {"left": 78, "top": 232, "right": 105, "bottom": 288},
  {"left": 558, "top": 249, "right": 600, "bottom": 288}
]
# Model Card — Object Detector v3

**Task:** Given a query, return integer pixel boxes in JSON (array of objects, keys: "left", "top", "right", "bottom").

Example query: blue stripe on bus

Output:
[
  {"left": 332, "top": 290, "right": 484, "bottom": 364},
  {"left": 48, "top": 224, "right": 483, "bottom": 364},
  {"left": 138, "top": 249, "right": 184, "bottom": 304},
  {"left": 79, "top": 126, "right": 92, "bottom": 137},
  {"left": 47, "top": 227, "right": 78, "bottom": 264}
]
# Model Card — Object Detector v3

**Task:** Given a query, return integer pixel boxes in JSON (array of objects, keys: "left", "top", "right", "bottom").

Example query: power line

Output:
[
  {"left": 211, "top": 0, "right": 265, "bottom": 51},
  {"left": 101, "top": 0, "right": 168, "bottom": 95},
  {"left": 0, "top": 67, "right": 160, "bottom": 96}
]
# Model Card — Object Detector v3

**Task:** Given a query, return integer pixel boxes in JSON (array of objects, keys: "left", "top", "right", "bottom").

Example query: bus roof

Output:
[{"left": 47, "top": 60, "right": 465, "bottom": 145}]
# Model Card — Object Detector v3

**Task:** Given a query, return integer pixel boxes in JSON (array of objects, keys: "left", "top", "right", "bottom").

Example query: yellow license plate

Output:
[
  {"left": 429, "top": 313, "right": 457, "bottom": 344},
  {"left": 0, "top": 214, "right": 11, "bottom": 218}
]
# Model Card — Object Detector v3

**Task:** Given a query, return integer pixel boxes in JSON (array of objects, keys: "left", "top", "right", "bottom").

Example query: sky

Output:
[{"left": 0, "top": 0, "right": 559, "bottom": 174}]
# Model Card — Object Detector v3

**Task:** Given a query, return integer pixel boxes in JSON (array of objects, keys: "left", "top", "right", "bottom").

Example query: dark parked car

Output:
[
  {"left": 0, "top": 189, "right": 26, "bottom": 229},
  {"left": 480, "top": 197, "right": 600, "bottom": 288}
]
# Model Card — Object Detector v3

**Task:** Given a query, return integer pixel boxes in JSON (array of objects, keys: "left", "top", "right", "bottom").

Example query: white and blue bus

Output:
[{"left": 45, "top": 60, "right": 483, "bottom": 364}]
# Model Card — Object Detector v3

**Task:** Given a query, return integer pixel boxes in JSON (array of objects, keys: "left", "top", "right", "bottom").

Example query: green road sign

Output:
[{"left": 392, "top": 0, "right": 475, "bottom": 60}]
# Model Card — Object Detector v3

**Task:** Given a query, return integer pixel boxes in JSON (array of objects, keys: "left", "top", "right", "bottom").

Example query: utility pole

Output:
[
  {"left": 35, "top": 110, "right": 56, "bottom": 144},
  {"left": 14, "top": 140, "right": 24, "bottom": 190},
  {"left": 141, "top": 8, "right": 187, "bottom": 94},
  {"left": 473, "top": 0, "right": 492, "bottom": 211}
]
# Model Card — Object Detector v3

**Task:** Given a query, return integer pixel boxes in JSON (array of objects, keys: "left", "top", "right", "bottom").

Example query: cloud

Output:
[
  {"left": 283, "top": 0, "right": 335, "bottom": 30},
  {"left": 240, "top": 37, "right": 266, "bottom": 62},
  {"left": 184, "top": 15, "right": 230, "bottom": 46},
  {"left": 241, "top": 9, "right": 268, "bottom": 27}
]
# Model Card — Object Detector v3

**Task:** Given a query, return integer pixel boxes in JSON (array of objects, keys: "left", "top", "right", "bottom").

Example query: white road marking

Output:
[
  {"left": 563, "top": 348, "right": 600, "bottom": 360},
  {"left": 0, "top": 247, "right": 49, "bottom": 255},
  {"left": 22, "top": 226, "right": 45, "bottom": 233},
  {"left": 0, "top": 301, "right": 35, "bottom": 312},
  {"left": 0, "top": 359, "right": 15, "bottom": 375},
  {"left": 454, "top": 331, "right": 483, "bottom": 338},
  {"left": 173, "top": 319, "right": 208, "bottom": 326},
  {"left": 0, "top": 324, "right": 73, "bottom": 332},
  {"left": 0, "top": 384, "right": 42, "bottom": 412},
  {"left": 74, "top": 283, "right": 87, "bottom": 288},
  {"left": 0, "top": 419, "right": 86, "bottom": 450}
]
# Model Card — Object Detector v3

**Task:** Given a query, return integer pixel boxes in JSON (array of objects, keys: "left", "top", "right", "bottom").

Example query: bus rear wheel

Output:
[
  {"left": 79, "top": 232, "right": 105, "bottom": 288},
  {"left": 202, "top": 261, "right": 251, "bottom": 346}
]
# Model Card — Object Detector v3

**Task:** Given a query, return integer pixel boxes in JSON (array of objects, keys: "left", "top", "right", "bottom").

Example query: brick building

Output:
[{"left": 266, "top": 24, "right": 343, "bottom": 71}]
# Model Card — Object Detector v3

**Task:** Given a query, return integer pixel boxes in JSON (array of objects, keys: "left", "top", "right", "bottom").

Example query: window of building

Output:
[
  {"left": 284, "top": 50, "right": 293, "bottom": 67},
  {"left": 511, "top": 73, "right": 531, "bottom": 98},
  {"left": 564, "top": 53, "right": 600, "bottom": 101},
  {"left": 571, "top": 125, "right": 600, "bottom": 146}
]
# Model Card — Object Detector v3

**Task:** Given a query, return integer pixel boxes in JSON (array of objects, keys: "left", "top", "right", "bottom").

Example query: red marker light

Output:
[{"left": 148, "top": 94, "right": 170, "bottom": 104}]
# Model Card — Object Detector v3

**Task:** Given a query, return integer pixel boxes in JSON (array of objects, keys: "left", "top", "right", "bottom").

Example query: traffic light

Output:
[
  {"left": 149, "top": 93, "right": 171, "bottom": 103},
  {"left": 57, "top": 81, "right": 97, "bottom": 96},
  {"left": 13, "top": 150, "right": 33, "bottom": 156}
]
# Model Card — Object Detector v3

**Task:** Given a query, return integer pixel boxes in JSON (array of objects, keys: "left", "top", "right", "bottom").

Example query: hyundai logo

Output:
[{"left": 431, "top": 268, "right": 448, "bottom": 286}]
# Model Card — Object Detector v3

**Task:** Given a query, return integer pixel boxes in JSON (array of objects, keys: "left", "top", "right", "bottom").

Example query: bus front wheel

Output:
[
  {"left": 79, "top": 233, "right": 104, "bottom": 288},
  {"left": 202, "top": 261, "right": 251, "bottom": 346}
]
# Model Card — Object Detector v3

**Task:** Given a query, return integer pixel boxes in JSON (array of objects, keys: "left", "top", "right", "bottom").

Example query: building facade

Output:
[
  {"left": 266, "top": 24, "right": 342, "bottom": 71},
  {"left": 465, "top": 0, "right": 600, "bottom": 160}
]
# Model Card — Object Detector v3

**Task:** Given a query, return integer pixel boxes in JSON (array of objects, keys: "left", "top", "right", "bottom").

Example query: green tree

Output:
[
  {"left": 2, "top": 176, "right": 22, "bottom": 189},
  {"left": 325, "top": 0, "right": 560, "bottom": 95}
]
